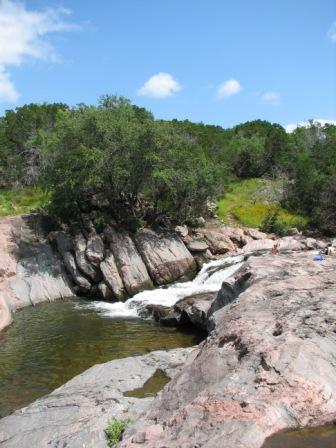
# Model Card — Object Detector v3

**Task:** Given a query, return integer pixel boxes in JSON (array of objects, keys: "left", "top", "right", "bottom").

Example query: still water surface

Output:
[
  {"left": 262, "top": 425, "right": 336, "bottom": 448},
  {"left": 0, "top": 298, "right": 203, "bottom": 417}
]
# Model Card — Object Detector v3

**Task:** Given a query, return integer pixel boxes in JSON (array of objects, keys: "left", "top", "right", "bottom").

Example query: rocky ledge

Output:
[
  {"left": 1, "top": 250, "right": 335, "bottom": 448},
  {"left": 119, "top": 251, "right": 336, "bottom": 448},
  {"left": 0, "top": 348, "right": 194, "bottom": 448}
]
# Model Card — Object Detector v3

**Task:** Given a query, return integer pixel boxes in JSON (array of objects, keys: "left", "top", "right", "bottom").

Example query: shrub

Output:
[{"left": 105, "top": 418, "right": 131, "bottom": 447}]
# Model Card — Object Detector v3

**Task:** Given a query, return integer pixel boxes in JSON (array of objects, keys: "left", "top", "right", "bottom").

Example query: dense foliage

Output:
[{"left": 0, "top": 96, "right": 335, "bottom": 233}]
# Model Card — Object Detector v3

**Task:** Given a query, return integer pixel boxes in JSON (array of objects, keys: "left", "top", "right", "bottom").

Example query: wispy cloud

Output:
[
  {"left": 138, "top": 72, "right": 182, "bottom": 98},
  {"left": 327, "top": 21, "right": 336, "bottom": 42},
  {"left": 285, "top": 119, "right": 336, "bottom": 133},
  {"left": 260, "top": 91, "right": 281, "bottom": 105},
  {"left": 0, "top": 0, "right": 79, "bottom": 103},
  {"left": 217, "top": 79, "right": 242, "bottom": 99}
]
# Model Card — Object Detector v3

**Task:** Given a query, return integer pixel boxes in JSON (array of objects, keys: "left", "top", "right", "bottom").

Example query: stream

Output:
[{"left": 0, "top": 255, "right": 243, "bottom": 417}]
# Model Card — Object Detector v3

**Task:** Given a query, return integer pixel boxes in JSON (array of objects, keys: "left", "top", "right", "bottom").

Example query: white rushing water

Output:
[{"left": 79, "top": 255, "right": 244, "bottom": 318}]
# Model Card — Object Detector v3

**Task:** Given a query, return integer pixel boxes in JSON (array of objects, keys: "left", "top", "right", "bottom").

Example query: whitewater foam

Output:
[{"left": 77, "top": 255, "right": 244, "bottom": 318}]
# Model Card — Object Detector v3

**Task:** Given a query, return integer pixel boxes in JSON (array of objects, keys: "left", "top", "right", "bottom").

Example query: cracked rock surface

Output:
[
  {"left": 0, "top": 348, "right": 193, "bottom": 448},
  {"left": 119, "top": 252, "right": 336, "bottom": 448}
]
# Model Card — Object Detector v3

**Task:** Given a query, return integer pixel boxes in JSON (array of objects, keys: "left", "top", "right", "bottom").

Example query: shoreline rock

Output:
[
  {"left": 119, "top": 252, "right": 336, "bottom": 448},
  {"left": 0, "top": 348, "right": 195, "bottom": 448}
]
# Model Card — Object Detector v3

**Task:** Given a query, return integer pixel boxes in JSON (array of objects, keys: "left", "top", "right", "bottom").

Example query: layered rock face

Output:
[
  {"left": 120, "top": 252, "right": 336, "bottom": 448},
  {"left": 134, "top": 229, "right": 197, "bottom": 285},
  {"left": 0, "top": 215, "right": 201, "bottom": 331},
  {"left": 0, "top": 348, "right": 193, "bottom": 448},
  {"left": 53, "top": 223, "right": 198, "bottom": 302},
  {"left": 0, "top": 215, "right": 73, "bottom": 331}
]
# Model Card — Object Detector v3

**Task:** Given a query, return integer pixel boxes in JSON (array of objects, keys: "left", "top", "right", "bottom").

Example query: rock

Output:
[
  {"left": 100, "top": 250, "right": 127, "bottom": 300},
  {"left": 97, "top": 281, "right": 114, "bottom": 300},
  {"left": 54, "top": 230, "right": 73, "bottom": 254},
  {"left": 62, "top": 251, "right": 92, "bottom": 293},
  {"left": 195, "top": 229, "right": 237, "bottom": 254},
  {"left": 105, "top": 226, "right": 153, "bottom": 296},
  {"left": 247, "top": 228, "right": 268, "bottom": 240},
  {"left": 0, "top": 348, "right": 194, "bottom": 448},
  {"left": 0, "top": 216, "right": 73, "bottom": 326},
  {"left": 195, "top": 216, "right": 206, "bottom": 226},
  {"left": 186, "top": 240, "right": 208, "bottom": 253},
  {"left": 174, "top": 292, "right": 217, "bottom": 330},
  {"left": 287, "top": 227, "right": 300, "bottom": 236},
  {"left": 86, "top": 232, "right": 105, "bottom": 264},
  {"left": 134, "top": 229, "right": 196, "bottom": 285},
  {"left": 242, "top": 238, "right": 276, "bottom": 253},
  {"left": 175, "top": 225, "right": 189, "bottom": 238},
  {"left": 73, "top": 230, "right": 101, "bottom": 282},
  {"left": 278, "top": 236, "right": 306, "bottom": 252},
  {"left": 121, "top": 252, "right": 336, "bottom": 448}
]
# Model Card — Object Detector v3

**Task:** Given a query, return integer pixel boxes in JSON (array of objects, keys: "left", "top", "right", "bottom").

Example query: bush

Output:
[
  {"left": 105, "top": 418, "right": 131, "bottom": 447},
  {"left": 260, "top": 207, "right": 302, "bottom": 236}
]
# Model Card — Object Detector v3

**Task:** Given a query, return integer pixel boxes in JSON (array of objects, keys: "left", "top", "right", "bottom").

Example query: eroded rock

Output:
[
  {"left": 121, "top": 252, "right": 336, "bottom": 448},
  {"left": 105, "top": 226, "right": 153, "bottom": 296},
  {"left": 0, "top": 348, "right": 194, "bottom": 448},
  {"left": 134, "top": 229, "right": 196, "bottom": 285}
]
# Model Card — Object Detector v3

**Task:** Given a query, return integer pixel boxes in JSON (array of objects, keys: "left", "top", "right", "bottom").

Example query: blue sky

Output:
[{"left": 0, "top": 0, "right": 335, "bottom": 129}]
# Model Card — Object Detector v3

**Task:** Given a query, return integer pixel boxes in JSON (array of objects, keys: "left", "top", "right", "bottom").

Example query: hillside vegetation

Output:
[
  {"left": 217, "top": 179, "right": 308, "bottom": 232},
  {"left": 0, "top": 96, "right": 335, "bottom": 234}
]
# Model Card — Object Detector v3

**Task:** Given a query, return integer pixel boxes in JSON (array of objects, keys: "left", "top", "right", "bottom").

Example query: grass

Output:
[
  {"left": 0, "top": 187, "right": 49, "bottom": 217},
  {"left": 217, "top": 178, "right": 308, "bottom": 230},
  {"left": 105, "top": 418, "right": 131, "bottom": 447}
]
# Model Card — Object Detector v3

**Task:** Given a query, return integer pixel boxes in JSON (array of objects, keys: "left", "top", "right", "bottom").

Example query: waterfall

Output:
[{"left": 78, "top": 255, "right": 244, "bottom": 318}]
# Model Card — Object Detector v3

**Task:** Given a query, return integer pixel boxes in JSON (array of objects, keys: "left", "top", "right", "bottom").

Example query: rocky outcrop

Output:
[
  {"left": 86, "top": 232, "right": 105, "bottom": 265},
  {"left": 105, "top": 226, "right": 153, "bottom": 296},
  {"left": 134, "top": 229, "right": 197, "bottom": 285},
  {"left": 0, "top": 216, "right": 73, "bottom": 331},
  {"left": 120, "top": 252, "right": 336, "bottom": 448},
  {"left": 100, "top": 250, "right": 127, "bottom": 300},
  {"left": 0, "top": 348, "right": 193, "bottom": 448}
]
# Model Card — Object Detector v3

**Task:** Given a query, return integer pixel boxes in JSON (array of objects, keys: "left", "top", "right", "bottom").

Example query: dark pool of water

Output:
[
  {"left": 262, "top": 424, "right": 336, "bottom": 448},
  {"left": 0, "top": 298, "right": 204, "bottom": 417},
  {"left": 124, "top": 369, "right": 170, "bottom": 398}
]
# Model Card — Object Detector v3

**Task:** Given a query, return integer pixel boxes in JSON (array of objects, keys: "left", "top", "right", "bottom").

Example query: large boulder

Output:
[
  {"left": 85, "top": 232, "right": 105, "bottom": 265},
  {"left": 0, "top": 348, "right": 193, "bottom": 448},
  {"left": 242, "top": 238, "right": 276, "bottom": 253},
  {"left": 0, "top": 216, "right": 73, "bottom": 322},
  {"left": 134, "top": 229, "right": 196, "bottom": 285},
  {"left": 197, "top": 228, "right": 237, "bottom": 254},
  {"left": 72, "top": 229, "right": 101, "bottom": 282},
  {"left": 121, "top": 252, "right": 336, "bottom": 448},
  {"left": 62, "top": 251, "right": 92, "bottom": 293},
  {"left": 104, "top": 226, "right": 153, "bottom": 296},
  {"left": 100, "top": 250, "right": 127, "bottom": 300}
]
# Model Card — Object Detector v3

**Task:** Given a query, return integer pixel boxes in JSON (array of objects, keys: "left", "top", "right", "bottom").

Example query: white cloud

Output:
[
  {"left": 138, "top": 72, "right": 182, "bottom": 98},
  {"left": 260, "top": 91, "right": 280, "bottom": 105},
  {"left": 0, "top": 0, "right": 78, "bottom": 103},
  {"left": 0, "top": 67, "right": 18, "bottom": 101},
  {"left": 327, "top": 21, "right": 336, "bottom": 42},
  {"left": 285, "top": 119, "right": 336, "bottom": 133},
  {"left": 217, "top": 79, "right": 242, "bottom": 99}
]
